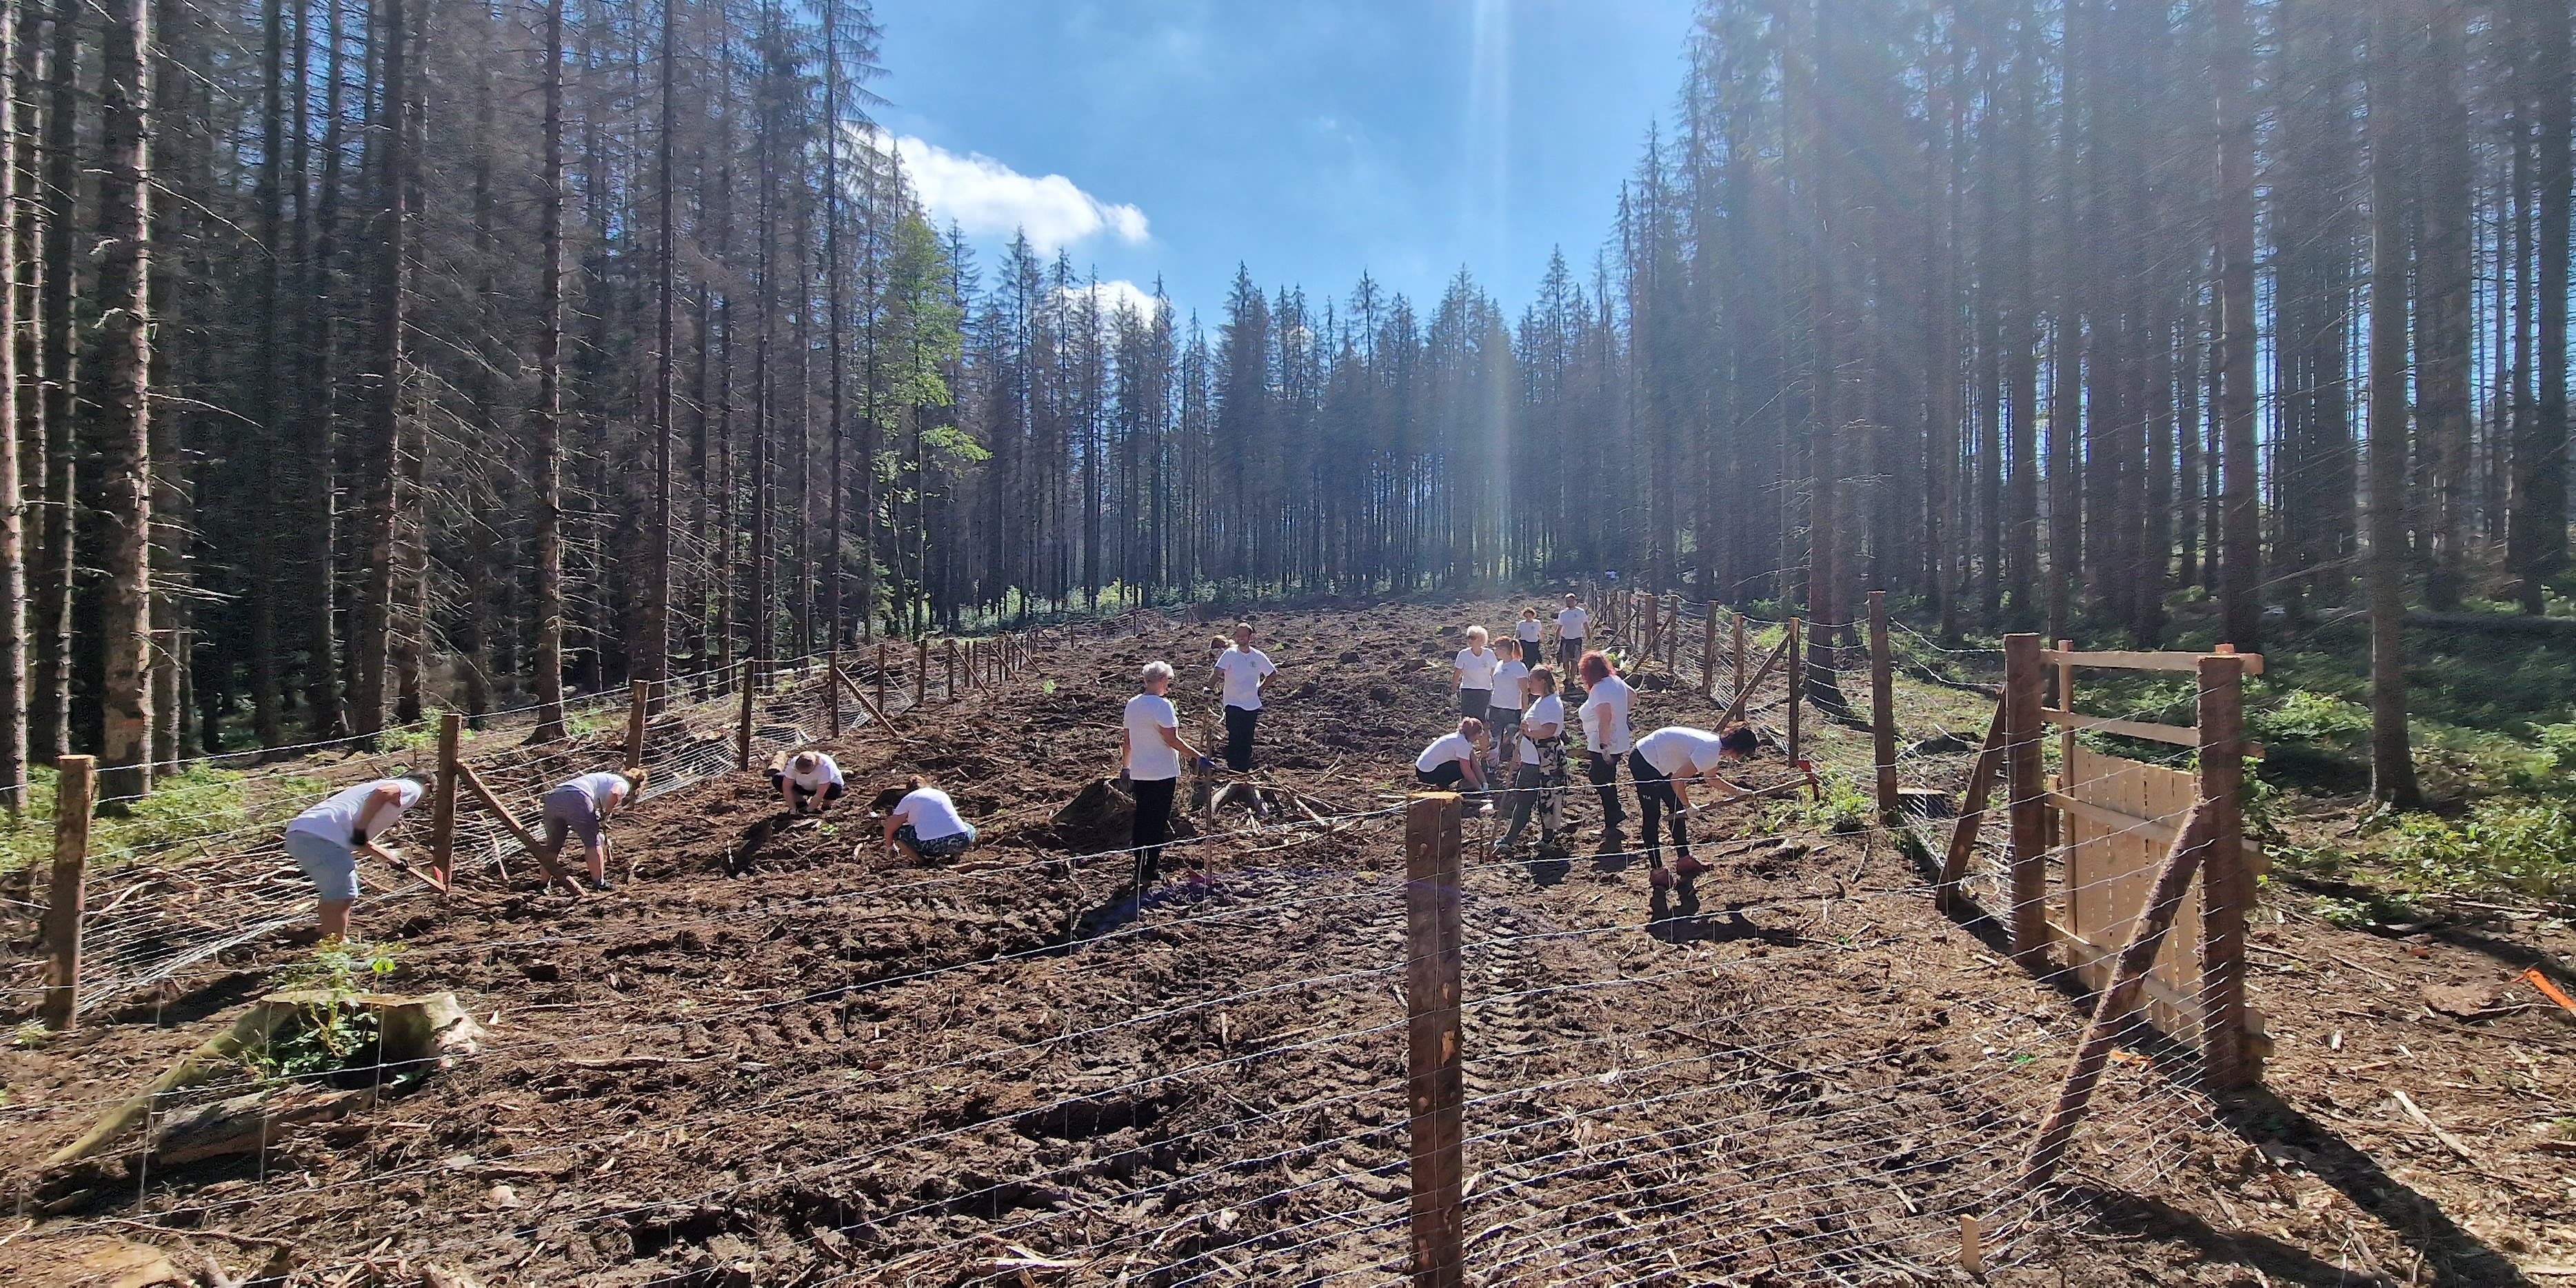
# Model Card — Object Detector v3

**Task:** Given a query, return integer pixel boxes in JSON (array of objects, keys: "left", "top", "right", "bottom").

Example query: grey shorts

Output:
[
  {"left": 543, "top": 785, "right": 604, "bottom": 850},
  {"left": 285, "top": 829, "right": 361, "bottom": 902}
]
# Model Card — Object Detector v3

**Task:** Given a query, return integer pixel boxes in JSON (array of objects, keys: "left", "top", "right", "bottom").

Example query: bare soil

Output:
[{"left": 1, "top": 600, "right": 2566, "bottom": 1286}]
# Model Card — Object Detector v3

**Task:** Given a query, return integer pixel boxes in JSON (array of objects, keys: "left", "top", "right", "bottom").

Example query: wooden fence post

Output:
[
  {"left": 914, "top": 638, "right": 929, "bottom": 706},
  {"left": 825, "top": 652, "right": 843, "bottom": 738},
  {"left": 430, "top": 712, "right": 463, "bottom": 892},
  {"left": 626, "top": 678, "right": 651, "bottom": 767},
  {"left": 1869, "top": 591, "right": 1898, "bottom": 823},
  {"left": 736, "top": 662, "right": 756, "bottom": 771},
  {"left": 1938, "top": 706, "right": 2007, "bottom": 911},
  {"left": 2022, "top": 800, "right": 2217, "bottom": 1189},
  {"left": 40, "top": 755, "right": 94, "bottom": 1030},
  {"left": 1666, "top": 594, "right": 1680, "bottom": 672},
  {"left": 1405, "top": 793, "right": 1465, "bottom": 1288},
  {"left": 2053, "top": 639, "right": 2075, "bottom": 858},
  {"left": 945, "top": 639, "right": 958, "bottom": 700},
  {"left": 1732, "top": 612, "right": 1748, "bottom": 701},
  {"left": 2004, "top": 634, "right": 2049, "bottom": 968},
  {"left": 1702, "top": 603, "right": 1719, "bottom": 696},
  {"left": 2198, "top": 650, "right": 2255, "bottom": 1090},
  {"left": 1786, "top": 617, "right": 1803, "bottom": 765},
  {"left": 876, "top": 642, "right": 889, "bottom": 717}
]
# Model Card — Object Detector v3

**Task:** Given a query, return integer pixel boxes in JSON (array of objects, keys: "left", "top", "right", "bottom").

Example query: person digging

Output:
[
  {"left": 767, "top": 749, "right": 847, "bottom": 821},
  {"left": 538, "top": 767, "right": 648, "bottom": 892}
]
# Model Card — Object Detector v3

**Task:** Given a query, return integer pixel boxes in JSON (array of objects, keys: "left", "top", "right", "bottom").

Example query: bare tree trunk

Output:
[
  {"left": 0, "top": 0, "right": 23, "bottom": 808},
  {"left": 2215, "top": 0, "right": 2262, "bottom": 647},
  {"left": 88, "top": 0, "right": 150, "bottom": 800},
  {"left": 2420, "top": 0, "right": 2473, "bottom": 610},
  {"left": 28, "top": 0, "right": 70, "bottom": 763},
  {"left": 2524, "top": 0, "right": 2573, "bottom": 612},
  {"left": 2367, "top": 0, "right": 2420, "bottom": 807},
  {"left": 349, "top": 0, "right": 406, "bottom": 737},
  {"left": 640, "top": 0, "right": 674, "bottom": 706},
  {"left": 527, "top": 0, "right": 566, "bottom": 743}
]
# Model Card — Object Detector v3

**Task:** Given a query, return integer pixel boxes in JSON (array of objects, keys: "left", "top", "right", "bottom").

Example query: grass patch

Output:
[{"left": 1, "top": 761, "right": 328, "bottom": 875}]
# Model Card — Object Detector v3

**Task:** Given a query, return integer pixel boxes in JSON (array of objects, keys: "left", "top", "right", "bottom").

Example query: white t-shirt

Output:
[
  {"left": 782, "top": 755, "right": 845, "bottom": 792},
  {"left": 1416, "top": 733, "right": 1476, "bottom": 773},
  {"left": 1491, "top": 660, "right": 1529, "bottom": 712},
  {"left": 1456, "top": 647, "right": 1499, "bottom": 691},
  {"left": 1637, "top": 726, "right": 1729, "bottom": 778},
  {"left": 891, "top": 786, "right": 970, "bottom": 841},
  {"left": 558, "top": 771, "right": 630, "bottom": 812},
  {"left": 1519, "top": 694, "right": 1565, "bottom": 764},
  {"left": 1515, "top": 618, "right": 1543, "bottom": 645},
  {"left": 1557, "top": 607, "right": 1590, "bottom": 641},
  {"left": 1214, "top": 647, "right": 1276, "bottom": 710},
  {"left": 1124, "top": 693, "right": 1183, "bottom": 781},
  {"left": 1580, "top": 674, "right": 1635, "bottom": 755},
  {"left": 287, "top": 778, "right": 426, "bottom": 845}
]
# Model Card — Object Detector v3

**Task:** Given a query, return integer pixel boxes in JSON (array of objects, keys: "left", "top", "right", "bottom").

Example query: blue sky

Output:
[{"left": 869, "top": 0, "right": 1699, "bottom": 325}]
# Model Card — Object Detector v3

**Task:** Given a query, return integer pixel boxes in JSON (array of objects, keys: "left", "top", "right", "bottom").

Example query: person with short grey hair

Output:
[
  {"left": 282, "top": 772, "right": 434, "bottom": 940},
  {"left": 1122, "top": 658, "right": 1209, "bottom": 890}
]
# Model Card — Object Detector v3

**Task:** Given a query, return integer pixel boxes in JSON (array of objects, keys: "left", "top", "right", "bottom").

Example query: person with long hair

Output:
[
  {"left": 1498, "top": 664, "right": 1568, "bottom": 855},
  {"left": 1123, "top": 660, "right": 1210, "bottom": 891},
  {"left": 1577, "top": 650, "right": 1633, "bottom": 855}
]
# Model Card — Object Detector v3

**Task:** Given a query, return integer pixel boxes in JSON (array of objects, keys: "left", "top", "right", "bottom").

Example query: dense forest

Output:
[{"left": 8, "top": 0, "right": 2573, "bottom": 807}]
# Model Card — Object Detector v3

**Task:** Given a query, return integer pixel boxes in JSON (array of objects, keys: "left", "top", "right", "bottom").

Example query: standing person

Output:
[
  {"left": 1453, "top": 626, "right": 1500, "bottom": 722},
  {"left": 1514, "top": 607, "right": 1544, "bottom": 664},
  {"left": 1498, "top": 665, "right": 1568, "bottom": 855},
  {"left": 1123, "top": 661, "right": 1210, "bottom": 892},
  {"left": 1555, "top": 594, "right": 1591, "bottom": 681},
  {"left": 767, "top": 749, "right": 847, "bottom": 814},
  {"left": 1487, "top": 639, "right": 1531, "bottom": 765},
  {"left": 1414, "top": 718, "right": 1491, "bottom": 793},
  {"left": 1578, "top": 651, "right": 1634, "bottom": 855},
  {"left": 1212, "top": 622, "right": 1277, "bottom": 773},
  {"left": 541, "top": 767, "right": 647, "bottom": 892},
  {"left": 282, "top": 772, "right": 432, "bottom": 940},
  {"left": 884, "top": 776, "right": 978, "bottom": 863},
  {"left": 1629, "top": 725, "right": 1758, "bottom": 888}
]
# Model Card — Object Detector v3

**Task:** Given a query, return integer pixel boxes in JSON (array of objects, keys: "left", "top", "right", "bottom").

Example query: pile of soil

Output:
[{"left": 0, "top": 599, "right": 2564, "bottom": 1285}]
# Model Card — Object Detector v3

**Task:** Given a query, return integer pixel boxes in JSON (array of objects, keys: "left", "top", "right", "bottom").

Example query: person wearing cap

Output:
[
  {"left": 767, "top": 749, "right": 847, "bottom": 814},
  {"left": 1629, "top": 724, "right": 1759, "bottom": 888},
  {"left": 540, "top": 767, "right": 648, "bottom": 892},
  {"left": 1123, "top": 660, "right": 1212, "bottom": 890},
  {"left": 884, "top": 775, "right": 978, "bottom": 863},
  {"left": 281, "top": 772, "right": 433, "bottom": 939}
]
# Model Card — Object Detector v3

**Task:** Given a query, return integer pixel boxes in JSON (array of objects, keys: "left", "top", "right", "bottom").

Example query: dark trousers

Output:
[
  {"left": 1627, "top": 749, "right": 1689, "bottom": 864},
  {"left": 1223, "top": 705, "right": 1258, "bottom": 772},
  {"left": 1558, "top": 641, "right": 1585, "bottom": 692},
  {"left": 1460, "top": 688, "right": 1491, "bottom": 723},
  {"left": 1131, "top": 776, "right": 1178, "bottom": 887},
  {"left": 1587, "top": 751, "right": 1624, "bottom": 832},
  {"left": 1416, "top": 761, "right": 1469, "bottom": 791}
]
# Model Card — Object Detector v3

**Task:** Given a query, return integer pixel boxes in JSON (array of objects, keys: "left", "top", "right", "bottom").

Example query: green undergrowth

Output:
[
  {"left": 0, "top": 762, "right": 331, "bottom": 876},
  {"left": 239, "top": 941, "right": 405, "bottom": 1085}
]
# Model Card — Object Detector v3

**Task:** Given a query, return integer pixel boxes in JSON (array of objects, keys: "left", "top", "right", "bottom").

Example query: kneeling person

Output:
[
  {"left": 885, "top": 776, "right": 978, "bottom": 863},
  {"left": 768, "top": 749, "right": 847, "bottom": 815},
  {"left": 543, "top": 767, "right": 646, "bottom": 892},
  {"left": 1414, "top": 718, "right": 1492, "bottom": 794},
  {"left": 282, "top": 773, "right": 431, "bottom": 940}
]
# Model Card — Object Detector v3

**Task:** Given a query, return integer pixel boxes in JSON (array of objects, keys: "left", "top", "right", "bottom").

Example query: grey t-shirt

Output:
[
  {"left": 285, "top": 778, "right": 426, "bottom": 846},
  {"left": 556, "top": 771, "right": 630, "bottom": 812}
]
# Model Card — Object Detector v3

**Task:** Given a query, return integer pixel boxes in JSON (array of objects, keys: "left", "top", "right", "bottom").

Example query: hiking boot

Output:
[{"left": 1673, "top": 854, "right": 1712, "bottom": 881}]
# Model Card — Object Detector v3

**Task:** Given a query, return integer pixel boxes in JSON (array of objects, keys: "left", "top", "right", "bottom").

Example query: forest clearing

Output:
[{"left": 1, "top": 598, "right": 2568, "bottom": 1286}]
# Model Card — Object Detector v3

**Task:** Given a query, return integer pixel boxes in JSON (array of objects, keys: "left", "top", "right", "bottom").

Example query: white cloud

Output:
[
  {"left": 864, "top": 128, "right": 1148, "bottom": 254},
  {"left": 1058, "top": 279, "right": 1162, "bottom": 322}
]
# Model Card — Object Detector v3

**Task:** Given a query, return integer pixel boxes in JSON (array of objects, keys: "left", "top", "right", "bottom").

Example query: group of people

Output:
[
  {"left": 1413, "top": 596, "right": 1759, "bottom": 889},
  {"left": 284, "top": 743, "right": 981, "bottom": 940}
]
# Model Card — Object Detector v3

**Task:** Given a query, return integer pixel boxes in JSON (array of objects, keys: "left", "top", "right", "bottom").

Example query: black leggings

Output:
[
  {"left": 1587, "top": 752, "right": 1624, "bottom": 829},
  {"left": 1131, "top": 776, "right": 1178, "bottom": 887},
  {"left": 1223, "top": 705, "right": 1258, "bottom": 772},
  {"left": 1416, "top": 761, "right": 1469, "bottom": 791},
  {"left": 1627, "top": 749, "right": 1688, "bottom": 864}
]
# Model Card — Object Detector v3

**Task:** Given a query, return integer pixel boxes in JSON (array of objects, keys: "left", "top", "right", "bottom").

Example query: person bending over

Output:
[
  {"left": 1498, "top": 665, "right": 1569, "bottom": 856},
  {"left": 1629, "top": 724, "right": 1759, "bottom": 889},
  {"left": 885, "top": 776, "right": 978, "bottom": 863},
  {"left": 541, "top": 767, "right": 647, "bottom": 892},
  {"left": 1415, "top": 718, "right": 1491, "bottom": 794},
  {"left": 1212, "top": 621, "right": 1277, "bottom": 773},
  {"left": 767, "top": 749, "right": 847, "bottom": 815},
  {"left": 282, "top": 772, "right": 432, "bottom": 940},
  {"left": 1577, "top": 651, "right": 1634, "bottom": 855},
  {"left": 1123, "top": 661, "right": 1211, "bottom": 890}
]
